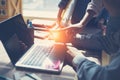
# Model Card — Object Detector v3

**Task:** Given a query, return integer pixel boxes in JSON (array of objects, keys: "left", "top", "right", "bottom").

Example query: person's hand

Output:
[
  {"left": 66, "top": 46, "right": 100, "bottom": 65},
  {"left": 57, "top": 23, "right": 84, "bottom": 37},
  {"left": 65, "top": 46, "right": 86, "bottom": 66},
  {"left": 55, "top": 23, "right": 84, "bottom": 32},
  {"left": 67, "top": 46, "right": 86, "bottom": 58},
  {"left": 49, "top": 23, "right": 84, "bottom": 42}
]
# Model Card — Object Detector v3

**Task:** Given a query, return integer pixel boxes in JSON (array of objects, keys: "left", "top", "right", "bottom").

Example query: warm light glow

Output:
[
  {"left": 49, "top": 30, "right": 67, "bottom": 43},
  {"left": 51, "top": 32, "right": 60, "bottom": 39}
]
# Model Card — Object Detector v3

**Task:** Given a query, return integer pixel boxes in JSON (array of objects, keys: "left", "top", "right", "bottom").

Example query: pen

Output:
[{"left": 25, "top": 73, "right": 37, "bottom": 80}]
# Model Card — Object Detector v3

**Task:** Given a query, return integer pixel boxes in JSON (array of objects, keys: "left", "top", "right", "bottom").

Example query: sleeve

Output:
[
  {"left": 58, "top": 0, "right": 70, "bottom": 9},
  {"left": 86, "top": 0, "right": 103, "bottom": 17},
  {"left": 73, "top": 53, "right": 120, "bottom": 80}
]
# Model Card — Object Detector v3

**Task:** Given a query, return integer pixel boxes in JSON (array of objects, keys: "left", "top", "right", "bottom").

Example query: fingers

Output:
[
  {"left": 66, "top": 46, "right": 78, "bottom": 58},
  {"left": 48, "top": 26, "right": 80, "bottom": 42},
  {"left": 65, "top": 46, "right": 87, "bottom": 67},
  {"left": 67, "top": 46, "right": 86, "bottom": 58},
  {"left": 67, "top": 46, "right": 86, "bottom": 53},
  {"left": 67, "top": 46, "right": 78, "bottom": 52}
]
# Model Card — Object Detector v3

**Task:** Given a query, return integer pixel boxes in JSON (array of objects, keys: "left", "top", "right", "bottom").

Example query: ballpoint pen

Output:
[{"left": 25, "top": 73, "right": 37, "bottom": 80}]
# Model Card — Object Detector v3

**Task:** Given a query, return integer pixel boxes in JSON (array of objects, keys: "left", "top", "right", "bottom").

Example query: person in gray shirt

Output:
[{"left": 65, "top": 0, "right": 120, "bottom": 80}]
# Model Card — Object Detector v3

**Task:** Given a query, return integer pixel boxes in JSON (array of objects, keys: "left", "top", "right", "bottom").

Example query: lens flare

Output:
[{"left": 49, "top": 30, "right": 67, "bottom": 42}]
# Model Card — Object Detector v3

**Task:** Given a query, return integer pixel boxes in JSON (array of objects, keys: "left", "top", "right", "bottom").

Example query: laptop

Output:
[{"left": 0, "top": 14, "right": 66, "bottom": 74}]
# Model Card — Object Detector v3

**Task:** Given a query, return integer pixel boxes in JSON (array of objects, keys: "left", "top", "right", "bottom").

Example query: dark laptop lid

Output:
[
  {"left": 4, "top": 34, "right": 25, "bottom": 64},
  {"left": 0, "top": 14, "right": 34, "bottom": 47},
  {"left": 0, "top": 14, "right": 34, "bottom": 65}
]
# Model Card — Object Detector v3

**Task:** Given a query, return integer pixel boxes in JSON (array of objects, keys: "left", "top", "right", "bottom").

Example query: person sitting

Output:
[{"left": 65, "top": 0, "right": 120, "bottom": 80}]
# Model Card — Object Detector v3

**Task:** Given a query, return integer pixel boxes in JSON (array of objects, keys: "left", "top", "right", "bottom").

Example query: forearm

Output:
[
  {"left": 57, "top": 0, "right": 69, "bottom": 22},
  {"left": 79, "top": 10, "right": 96, "bottom": 27},
  {"left": 72, "top": 54, "right": 120, "bottom": 80},
  {"left": 74, "top": 59, "right": 103, "bottom": 80},
  {"left": 69, "top": 10, "right": 96, "bottom": 29},
  {"left": 57, "top": 9, "right": 64, "bottom": 21}
]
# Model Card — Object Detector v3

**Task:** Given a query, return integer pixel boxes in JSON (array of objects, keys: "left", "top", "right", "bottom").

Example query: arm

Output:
[
  {"left": 57, "top": 0, "right": 103, "bottom": 31},
  {"left": 70, "top": 0, "right": 103, "bottom": 28},
  {"left": 69, "top": 10, "right": 96, "bottom": 28},
  {"left": 73, "top": 54, "right": 120, "bottom": 80},
  {"left": 67, "top": 46, "right": 120, "bottom": 80},
  {"left": 57, "top": 8, "right": 64, "bottom": 25},
  {"left": 57, "top": 0, "right": 70, "bottom": 26},
  {"left": 54, "top": 10, "right": 96, "bottom": 33}
]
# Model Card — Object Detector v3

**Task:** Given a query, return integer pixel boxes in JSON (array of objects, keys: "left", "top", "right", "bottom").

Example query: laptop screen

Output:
[
  {"left": 0, "top": 14, "right": 34, "bottom": 47},
  {"left": 5, "top": 34, "right": 26, "bottom": 64},
  {"left": 0, "top": 14, "right": 34, "bottom": 64}
]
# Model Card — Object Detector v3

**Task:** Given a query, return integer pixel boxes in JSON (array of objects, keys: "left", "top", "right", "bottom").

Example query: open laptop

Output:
[{"left": 0, "top": 14, "right": 66, "bottom": 74}]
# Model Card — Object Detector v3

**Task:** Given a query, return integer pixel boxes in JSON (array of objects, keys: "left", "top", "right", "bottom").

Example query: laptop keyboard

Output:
[{"left": 21, "top": 45, "right": 54, "bottom": 66}]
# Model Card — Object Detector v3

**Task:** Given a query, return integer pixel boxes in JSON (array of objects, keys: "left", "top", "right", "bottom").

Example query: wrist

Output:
[{"left": 72, "top": 54, "right": 86, "bottom": 67}]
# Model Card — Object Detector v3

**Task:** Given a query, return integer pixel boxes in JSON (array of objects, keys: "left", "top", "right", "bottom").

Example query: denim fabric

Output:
[{"left": 73, "top": 51, "right": 120, "bottom": 80}]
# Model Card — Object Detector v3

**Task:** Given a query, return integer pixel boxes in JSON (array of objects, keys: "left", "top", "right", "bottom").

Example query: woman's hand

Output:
[{"left": 49, "top": 23, "right": 84, "bottom": 42}]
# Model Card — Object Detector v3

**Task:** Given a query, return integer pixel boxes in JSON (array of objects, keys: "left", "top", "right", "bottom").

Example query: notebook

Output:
[{"left": 0, "top": 14, "right": 66, "bottom": 74}]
